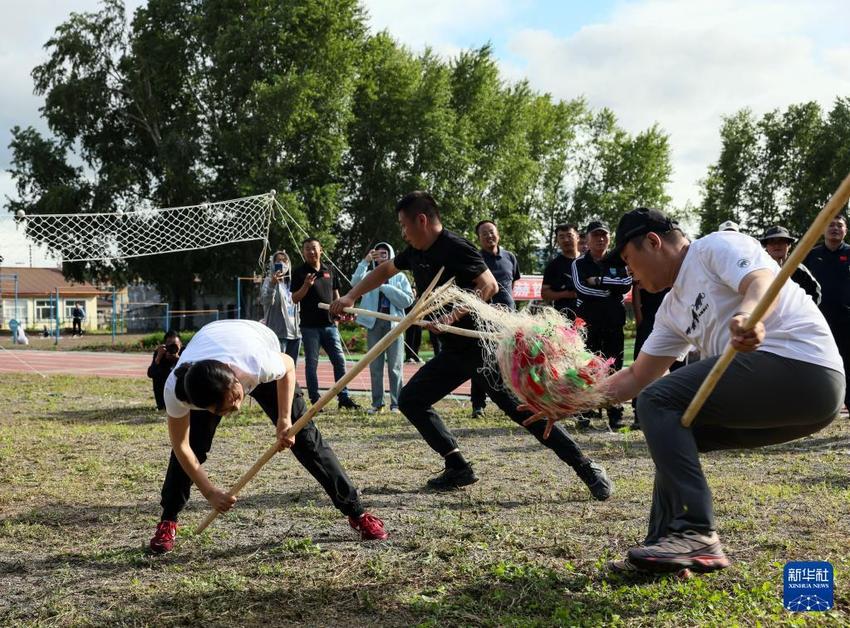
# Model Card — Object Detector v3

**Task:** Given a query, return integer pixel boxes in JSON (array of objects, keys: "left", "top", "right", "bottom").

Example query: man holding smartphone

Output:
[
  {"left": 261, "top": 250, "right": 301, "bottom": 364},
  {"left": 148, "top": 329, "right": 182, "bottom": 410},
  {"left": 291, "top": 238, "right": 360, "bottom": 410}
]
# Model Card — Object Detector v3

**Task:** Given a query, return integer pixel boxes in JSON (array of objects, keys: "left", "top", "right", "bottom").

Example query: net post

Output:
[
  {"left": 111, "top": 286, "right": 117, "bottom": 345},
  {"left": 54, "top": 287, "right": 60, "bottom": 345}
]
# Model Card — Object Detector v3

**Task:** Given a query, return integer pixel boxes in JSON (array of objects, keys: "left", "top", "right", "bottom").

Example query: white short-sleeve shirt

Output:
[
  {"left": 641, "top": 231, "right": 844, "bottom": 373},
  {"left": 163, "top": 319, "right": 288, "bottom": 417}
]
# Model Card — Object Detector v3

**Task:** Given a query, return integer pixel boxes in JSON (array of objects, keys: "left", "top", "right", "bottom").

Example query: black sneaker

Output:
[
  {"left": 575, "top": 416, "right": 591, "bottom": 429},
  {"left": 629, "top": 421, "right": 641, "bottom": 431},
  {"left": 338, "top": 397, "right": 361, "bottom": 411},
  {"left": 627, "top": 530, "right": 731, "bottom": 573},
  {"left": 576, "top": 461, "right": 613, "bottom": 501},
  {"left": 426, "top": 465, "right": 479, "bottom": 491},
  {"left": 471, "top": 407, "right": 485, "bottom": 418}
]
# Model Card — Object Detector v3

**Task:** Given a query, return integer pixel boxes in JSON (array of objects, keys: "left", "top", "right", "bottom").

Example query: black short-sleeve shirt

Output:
[
  {"left": 393, "top": 229, "right": 489, "bottom": 348},
  {"left": 542, "top": 254, "right": 577, "bottom": 315},
  {"left": 291, "top": 263, "right": 340, "bottom": 328}
]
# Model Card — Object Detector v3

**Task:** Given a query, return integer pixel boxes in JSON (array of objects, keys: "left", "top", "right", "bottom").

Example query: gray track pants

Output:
[{"left": 636, "top": 350, "right": 844, "bottom": 544}]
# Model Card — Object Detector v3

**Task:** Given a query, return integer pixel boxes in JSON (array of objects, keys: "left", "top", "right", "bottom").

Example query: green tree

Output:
[
  {"left": 8, "top": 0, "right": 366, "bottom": 306},
  {"left": 564, "top": 109, "right": 672, "bottom": 237},
  {"left": 699, "top": 99, "right": 850, "bottom": 238}
]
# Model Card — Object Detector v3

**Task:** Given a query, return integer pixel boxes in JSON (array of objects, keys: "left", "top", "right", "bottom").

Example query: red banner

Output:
[
  {"left": 512, "top": 274, "right": 632, "bottom": 303},
  {"left": 512, "top": 275, "right": 543, "bottom": 301}
]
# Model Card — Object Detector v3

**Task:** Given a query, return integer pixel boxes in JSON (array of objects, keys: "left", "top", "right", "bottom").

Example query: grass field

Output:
[{"left": 1, "top": 373, "right": 848, "bottom": 626}]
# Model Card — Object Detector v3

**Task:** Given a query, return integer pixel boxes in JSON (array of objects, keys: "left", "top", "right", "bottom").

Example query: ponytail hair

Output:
[{"left": 173, "top": 359, "right": 237, "bottom": 411}]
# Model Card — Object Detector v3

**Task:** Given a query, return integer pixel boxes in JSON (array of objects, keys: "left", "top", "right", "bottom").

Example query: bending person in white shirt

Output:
[
  {"left": 526, "top": 208, "right": 844, "bottom": 575},
  {"left": 149, "top": 319, "right": 388, "bottom": 553}
]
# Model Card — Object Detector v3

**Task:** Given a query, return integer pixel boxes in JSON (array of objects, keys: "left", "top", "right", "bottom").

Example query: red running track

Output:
[{"left": 0, "top": 350, "right": 472, "bottom": 397}]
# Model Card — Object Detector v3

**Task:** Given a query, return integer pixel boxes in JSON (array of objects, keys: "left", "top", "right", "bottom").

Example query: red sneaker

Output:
[
  {"left": 348, "top": 512, "right": 388, "bottom": 541},
  {"left": 149, "top": 520, "right": 178, "bottom": 554}
]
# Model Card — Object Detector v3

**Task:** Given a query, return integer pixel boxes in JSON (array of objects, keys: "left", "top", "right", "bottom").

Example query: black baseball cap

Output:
[
  {"left": 603, "top": 207, "right": 678, "bottom": 267},
  {"left": 760, "top": 225, "right": 796, "bottom": 244},
  {"left": 584, "top": 220, "right": 610, "bottom": 235}
]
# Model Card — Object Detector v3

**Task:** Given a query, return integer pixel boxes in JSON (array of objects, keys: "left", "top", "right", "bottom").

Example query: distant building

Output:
[{"left": 0, "top": 266, "right": 125, "bottom": 331}]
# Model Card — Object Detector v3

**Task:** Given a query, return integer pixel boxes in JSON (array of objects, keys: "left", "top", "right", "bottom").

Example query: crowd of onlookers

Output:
[{"left": 149, "top": 212, "right": 850, "bottom": 425}]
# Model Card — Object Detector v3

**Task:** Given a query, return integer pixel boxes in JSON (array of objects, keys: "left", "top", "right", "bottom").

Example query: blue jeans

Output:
[
  {"left": 301, "top": 326, "right": 350, "bottom": 403},
  {"left": 366, "top": 319, "right": 403, "bottom": 409},
  {"left": 279, "top": 337, "right": 302, "bottom": 366}
]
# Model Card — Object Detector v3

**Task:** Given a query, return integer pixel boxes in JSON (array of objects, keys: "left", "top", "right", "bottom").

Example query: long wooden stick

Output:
[
  {"left": 681, "top": 172, "right": 850, "bottom": 427},
  {"left": 196, "top": 268, "right": 447, "bottom": 533},
  {"left": 318, "top": 303, "right": 488, "bottom": 339}
]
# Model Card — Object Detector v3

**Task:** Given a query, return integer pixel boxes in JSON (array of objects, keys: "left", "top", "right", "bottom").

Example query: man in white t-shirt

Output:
[
  {"left": 149, "top": 319, "right": 387, "bottom": 553},
  {"left": 527, "top": 208, "right": 844, "bottom": 574}
]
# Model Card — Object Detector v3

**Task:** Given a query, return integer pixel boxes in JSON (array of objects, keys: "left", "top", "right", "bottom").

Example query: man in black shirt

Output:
[
  {"left": 572, "top": 220, "right": 632, "bottom": 429},
  {"left": 147, "top": 329, "right": 182, "bottom": 410},
  {"left": 542, "top": 224, "right": 580, "bottom": 319},
  {"left": 805, "top": 214, "right": 850, "bottom": 411},
  {"left": 470, "top": 219, "right": 520, "bottom": 417},
  {"left": 330, "top": 191, "right": 612, "bottom": 498},
  {"left": 291, "top": 237, "right": 360, "bottom": 410},
  {"left": 760, "top": 226, "right": 821, "bottom": 303}
]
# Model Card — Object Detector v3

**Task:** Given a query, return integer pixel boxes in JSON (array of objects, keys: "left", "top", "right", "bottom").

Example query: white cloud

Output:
[
  {"left": 361, "top": 0, "right": 522, "bottom": 57},
  {"left": 506, "top": 0, "right": 850, "bottom": 208}
]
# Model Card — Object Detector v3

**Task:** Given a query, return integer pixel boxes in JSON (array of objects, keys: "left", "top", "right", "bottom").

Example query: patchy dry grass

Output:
[{"left": 1, "top": 373, "right": 848, "bottom": 626}]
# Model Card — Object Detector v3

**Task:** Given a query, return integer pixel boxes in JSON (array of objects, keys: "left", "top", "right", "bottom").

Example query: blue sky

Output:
[{"left": 3, "top": 1, "right": 850, "bottom": 265}]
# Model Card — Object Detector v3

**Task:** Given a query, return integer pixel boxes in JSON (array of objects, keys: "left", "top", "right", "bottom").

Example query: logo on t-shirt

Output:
[
  {"left": 686, "top": 292, "right": 709, "bottom": 335},
  {"left": 737, "top": 258, "right": 751, "bottom": 268}
]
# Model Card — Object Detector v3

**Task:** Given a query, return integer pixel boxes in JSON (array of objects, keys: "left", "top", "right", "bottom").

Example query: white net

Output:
[{"left": 11, "top": 192, "right": 275, "bottom": 263}]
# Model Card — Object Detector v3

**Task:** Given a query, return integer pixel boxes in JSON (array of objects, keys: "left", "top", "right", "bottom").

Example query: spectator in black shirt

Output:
[
  {"left": 630, "top": 283, "right": 685, "bottom": 430},
  {"left": 760, "top": 226, "right": 821, "bottom": 303},
  {"left": 572, "top": 220, "right": 633, "bottom": 429},
  {"left": 542, "top": 224, "right": 580, "bottom": 320},
  {"left": 291, "top": 238, "right": 360, "bottom": 411},
  {"left": 147, "top": 329, "right": 182, "bottom": 410},
  {"left": 805, "top": 214, "right": 850, "bottom": 411},
  {"left": 470, "top": 219, "right": 520, "bottom": 417},
  {"left": 72, "top": 304, "right": 85, "bottom": 336},
  {"left": 330, "top": 191, "right": 612, "bottom": 499}
]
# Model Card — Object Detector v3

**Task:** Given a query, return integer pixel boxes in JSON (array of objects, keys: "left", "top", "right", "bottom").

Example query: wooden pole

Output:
[
  {"left": 196, "top": 268, "right": 448, "bottom": 533},
  {"left": 318, "top": 303, "right": 488, "bottom": 340},
  {"left": 681, "top": 172, "right": 850, "bottom": 427}
]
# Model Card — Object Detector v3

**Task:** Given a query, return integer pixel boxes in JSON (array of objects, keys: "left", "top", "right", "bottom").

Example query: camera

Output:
[{"left": 165, "top": 343, "right": 179, "bottom": 355}]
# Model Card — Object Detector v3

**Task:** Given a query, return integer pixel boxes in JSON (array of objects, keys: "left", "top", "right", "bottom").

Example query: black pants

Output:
[
  {"left": 72, "top": 318, "right": 82, "bottom": 334},
  {"left": 404, "top": 307, "right": 422, "bottom": 361},
  {"left": 470, "top": 378, "right": 487, "bottom": 410},
  {"left": 397, "top": 341, "right": 590, "bottom": 469},
  {"left": 152, "top": 376, "right": 167, "bottom": 411},
  {"left": 637, "top": 351, "right": 843, "bottom": 543},
  {"left": 159, "top": 383, "right": 363, "bottom": 521},
  {"left": 430, "top": 332, "right": 442, "bottom": 356},
  {"left": 585, "top": 321, "right": 625, "bottom": 423},
  {"left": 826, "top": 318, "right": 850, "bottom": 409},
  {"left": 630, "top": 321, "right": 685, "bottom": 422}
]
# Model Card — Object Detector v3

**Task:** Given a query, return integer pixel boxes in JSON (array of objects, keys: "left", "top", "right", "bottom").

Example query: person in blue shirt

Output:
[
  {"left": 470, "top": 220, "right": 520, "bottom": 417},
  {"left": 352, "top": 242, "right": 414, "bottom": 414}
]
